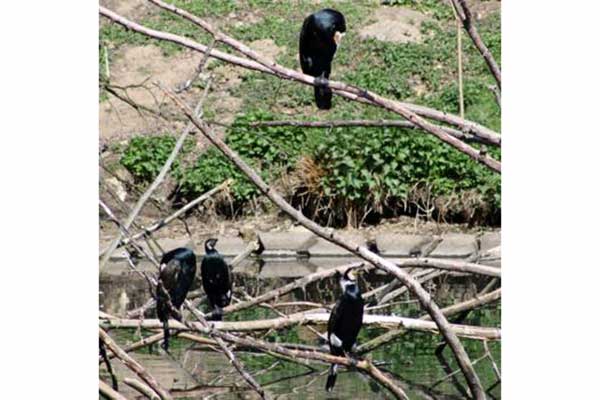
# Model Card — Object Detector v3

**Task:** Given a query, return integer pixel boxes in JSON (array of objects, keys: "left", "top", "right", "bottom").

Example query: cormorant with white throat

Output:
[{"left": 325, "top": 268, "right": 364, "bottom": 392}]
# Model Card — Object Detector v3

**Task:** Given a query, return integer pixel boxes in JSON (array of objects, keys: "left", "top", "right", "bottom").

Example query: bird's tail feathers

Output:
[
  {"left": 325, "top": 364, "right": 338, "bottom": 392},
  {"left": 315, "top": 85, "right": 332, "bottom": 110},
  {"left": 162, "top": 320, "right": 170, "bottom": 351}
]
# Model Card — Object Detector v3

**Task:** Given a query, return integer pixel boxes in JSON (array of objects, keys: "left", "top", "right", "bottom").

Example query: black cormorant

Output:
[
  {"left": 156, "top": 247, "right": 197, "bottom": 351},
  {"left": 201, "top": 238, "right": 232, "bottom": 321},
  {"left": 299, "top": 8, "right": 346, "bottom": 110},
  {"left": 325, "top": 268, "right": 364, "bottom": 392}
]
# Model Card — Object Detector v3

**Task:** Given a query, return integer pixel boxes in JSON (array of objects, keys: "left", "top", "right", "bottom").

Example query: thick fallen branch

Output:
[
  {"left": 101, "top": 312, "right": 500, "bottom": 340},
  {"left": 451, "top": 0, "right": 501, "bottom": 89},
  {"left": 124, "top": 378, "right": 160, "bottom": 400},
  {"left": 99, "top": 328, "right": 173, "bottom": 400},
  {"left": 159, "top": 86, "right": 486, "bottom": 399},
  {"left": 422, "top": 288, "right": 501, "bottom": 321},
  {"left": 240, "top": 119, "right": 497, "bottom": 146},
  {"left": 397, "top": 258, "right": 500, "bottom": 277},
  {"left": 99, "top": 5, "right": 500, "bottom": 172},
  {"left": 100, "top": 379, "right": 130, "bottom": 400},
  {"left": 181, "top": 326, "right": 408, "bottom": 399}
]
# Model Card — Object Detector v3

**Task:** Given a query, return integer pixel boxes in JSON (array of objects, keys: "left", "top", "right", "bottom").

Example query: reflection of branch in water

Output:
[
  {"left": 262, "top": 369, "right": 316, "bottom": 390},
  {"left": 372, "top": 365, "right": 466, "bottom": 400},
  {"left": 486, "top": 379, "right": 500, "bottom": 400},
  {"left": 434, "top": 309, "right": 472, "bottom": 398}
]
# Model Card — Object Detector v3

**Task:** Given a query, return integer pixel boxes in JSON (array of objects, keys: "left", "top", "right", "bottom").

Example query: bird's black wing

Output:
[
  {"left": 202, "top": 255, "right": 232, "bottom": 307},
  {"left": 159, "top": 259, "right": 180, "bottom": 294},
  {"left": 327, "top": 297, "right": 346, "bottom": 351},
  {"left": 157, "top": 259, "right": 180, "bottom": 321}
]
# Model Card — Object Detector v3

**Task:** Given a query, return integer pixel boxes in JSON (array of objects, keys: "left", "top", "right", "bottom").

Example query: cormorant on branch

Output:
[
  {"left": 299, "top": 8, "right": 346, "bottom": 110},
  {"left": 156, "top": 247, "right": 197, "bottom": 351},
  {"left": 326, "top": 267, "right": 364, "bottom": 392},
  {"left": 201, "top": 238, "right": 232, "bottom": 321}
]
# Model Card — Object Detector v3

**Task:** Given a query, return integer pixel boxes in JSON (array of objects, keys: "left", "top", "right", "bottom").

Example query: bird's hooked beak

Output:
[
  {"left": 346, "top": 269, "right": 356, "bottom": 281},
  {"left": 207, "top": 238, "right": 218, "bottom": 251},
  {"left": 333, "top": 31, "right": 345, "bottom": 46}
]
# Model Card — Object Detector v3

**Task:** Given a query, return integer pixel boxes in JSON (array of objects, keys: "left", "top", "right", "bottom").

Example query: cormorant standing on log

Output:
[
  {"left": 326, "top": 268, "right": 364, "bottom": 392},
  {"left": 156, "top": 247, "right": 197, "bottom": 351},
  {"left": 201, "top": 238, "right": 232, "bottom": 321},
  {"left": 299, "top": 8, "right": 346, "bottom": 110}
]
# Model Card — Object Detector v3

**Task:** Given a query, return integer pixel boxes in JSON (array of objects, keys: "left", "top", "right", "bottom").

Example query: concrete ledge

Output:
[
  {"left": 259, "top": 260, "right": 316, "bottom": 278},
  {"left": 479, "top": 232, "right": 501, "bottom": 253},
  {"left": 257, "top": 230, "right": 314, "bottom": 257},
  {"left": 199, "top": 236, "right": 248, "bottom": 257},
  {"left": 306, "top": 233, "right": 366, "bottom": 257},
  {"left": 375, "top": 234, "right": 438, "bottom": 257},
  {"left": 430, "top": 234, "right": 478, "bottom": 258}
]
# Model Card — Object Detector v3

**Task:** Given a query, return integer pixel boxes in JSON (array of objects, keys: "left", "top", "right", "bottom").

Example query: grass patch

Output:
[{"left": 107, "top": 1, "right": 501, "bottom": 226}]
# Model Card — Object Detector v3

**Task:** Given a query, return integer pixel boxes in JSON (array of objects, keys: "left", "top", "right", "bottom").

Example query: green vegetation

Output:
[
  {"left": 120, "top": 135, "right": 194, "bottom": 183},
  {"left": 106, "top": 0, "right": 501, "bottom": 226}
]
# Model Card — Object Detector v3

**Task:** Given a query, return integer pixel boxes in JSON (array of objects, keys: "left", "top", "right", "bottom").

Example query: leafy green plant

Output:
[{"left": 120, "top": 135, "right": 193, "bottom": 183}]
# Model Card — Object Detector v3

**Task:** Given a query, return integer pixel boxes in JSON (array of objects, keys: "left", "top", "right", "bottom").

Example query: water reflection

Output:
[{"left": 100, "top": 258, "right": 500, "bottom": 399}]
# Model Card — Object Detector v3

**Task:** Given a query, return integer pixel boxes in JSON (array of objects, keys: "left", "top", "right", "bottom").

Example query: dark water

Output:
[{"left": 100, "top": 258, "right": 501, "bottom": 399}]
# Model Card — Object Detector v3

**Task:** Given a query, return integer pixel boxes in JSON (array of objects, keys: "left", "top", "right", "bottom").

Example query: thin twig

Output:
[
  {"left": 99, "top": 5, "right": 501, "bottom": 171},
  {"left": 100, "top": 77, "right": 212, "bottom": 269},
  {"left": 451, "top": 0, "right": 501, "bottom": 90},
  {"left": 159, "top": 85, "right": 487, "bottom": 399}
]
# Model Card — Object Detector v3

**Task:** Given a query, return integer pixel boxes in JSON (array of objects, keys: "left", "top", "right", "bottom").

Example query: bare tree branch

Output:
[
  {"left": 158, "top": 86, "right": 487, "bottom": 399},
  {"left": 99, "top": 328, "right": 173, "bottom": 400},
  {"left": 101, "top": 313, "right": 500, "bottom": 340},
  {"left": 99, "top": 5, "right": 501, "bottom": 172},
  {"left": 100, "top": 379, "right": 130, "bottom": 400},
  {"left": 100, "top": 179, "right": 232, "bottom": 256},
  {"left": 451, "top": 0, "right": 502, "bottom": 90},
  {"left": 123, "top": 378, "right": 160, "bottom": 400},
  {"left": 235, "top": 119, "right": 499, "bottom": 146}
]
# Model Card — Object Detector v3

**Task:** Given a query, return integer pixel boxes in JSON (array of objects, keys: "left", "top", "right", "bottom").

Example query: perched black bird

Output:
[
  {"left": 156, "top": 247, "right": 197, "bottom": 351},
  {"left": 299, "top": 8, "right": 346, "bottom": 109},
  {"left": 325, "top": 268, "right": 364, "bottom": 392},
  {"left": 201, "top": 238, "right": 232, "bottom": 321}
]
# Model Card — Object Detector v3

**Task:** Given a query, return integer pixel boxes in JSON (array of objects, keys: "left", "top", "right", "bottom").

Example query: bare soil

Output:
[{"left": 359, "top": 6, "right": 433, "bottom": 44}]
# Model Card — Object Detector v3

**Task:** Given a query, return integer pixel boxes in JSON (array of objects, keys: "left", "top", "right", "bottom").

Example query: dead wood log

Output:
[{"left": 100, "top": 313, "right": 500, "bottom": 340}]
